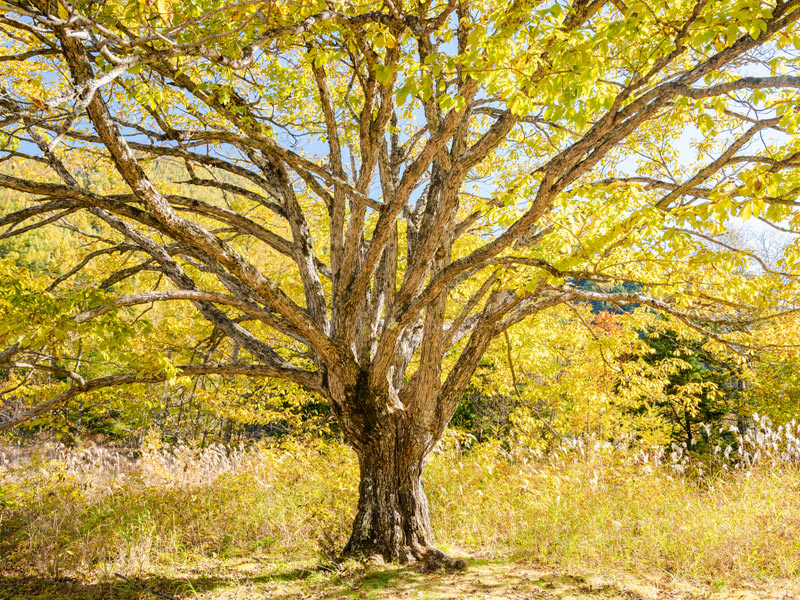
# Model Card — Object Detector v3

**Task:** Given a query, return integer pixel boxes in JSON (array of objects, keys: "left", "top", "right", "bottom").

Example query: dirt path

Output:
[
  {"left": 256, "top": 560, "right": 800, "bottom": 600},
  {"left": 3, "top": 559, "right": 799, "bottom": 599}
]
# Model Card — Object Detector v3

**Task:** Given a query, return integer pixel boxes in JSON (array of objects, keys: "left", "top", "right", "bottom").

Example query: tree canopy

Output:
[{"left": 2, "top": 0, "right": 800, "bottom": 563}]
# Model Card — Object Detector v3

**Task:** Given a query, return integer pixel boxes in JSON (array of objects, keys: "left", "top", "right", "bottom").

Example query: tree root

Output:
[
  {"left": 416, "top": 547, "right": 468, "bottom": 573},
  {"left": 340, "top": 540, "right": 467, "bottom": 572}
]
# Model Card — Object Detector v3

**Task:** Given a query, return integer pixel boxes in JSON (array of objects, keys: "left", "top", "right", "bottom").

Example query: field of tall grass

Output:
[{"left": 1, "top": 415, "right": 799, "bottom": 585}]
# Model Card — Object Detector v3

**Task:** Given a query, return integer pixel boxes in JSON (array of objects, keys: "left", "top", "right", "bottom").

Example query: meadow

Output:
[{"left": 2, "top": 416, "right": 799, "bottom": 599}]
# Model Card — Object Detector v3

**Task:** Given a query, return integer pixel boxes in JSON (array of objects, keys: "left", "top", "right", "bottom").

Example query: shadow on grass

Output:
[
  {"left": 0, "top": 565, "right": 323, "bottom": 600},
  {"left": 0, "top": 559, "right": 655, "bottom": 600},
  {"left": 0, "top": 562, "right": 448, "bottom": 600},
  {"left": 0, "top": 574, "right": 237, "bottom": 600}
]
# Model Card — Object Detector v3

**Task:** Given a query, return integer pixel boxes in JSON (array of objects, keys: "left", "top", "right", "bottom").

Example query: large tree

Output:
[{"left": 1, "top": 0, "right": 800, "bottom": 564}]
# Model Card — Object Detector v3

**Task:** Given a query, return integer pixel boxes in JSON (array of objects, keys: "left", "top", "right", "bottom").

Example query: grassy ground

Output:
[
  {"left": 2, "top": 430, "right": 800, "bottom": 598},
  {"left": 2, "top": 557, "right": 800, "bottom": 599}
]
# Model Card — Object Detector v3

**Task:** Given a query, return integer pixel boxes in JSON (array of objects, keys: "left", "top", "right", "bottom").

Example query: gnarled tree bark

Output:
[{"left": 342, "top": 409, "right": 434, "bottom": 563}]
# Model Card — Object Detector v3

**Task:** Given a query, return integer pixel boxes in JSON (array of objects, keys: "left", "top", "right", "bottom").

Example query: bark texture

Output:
[{"left": 342, "top": 415, "right": 433, "bottom": 563}]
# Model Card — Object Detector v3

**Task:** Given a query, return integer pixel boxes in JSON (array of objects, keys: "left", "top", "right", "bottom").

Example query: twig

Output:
[{"left": 503, "top": 329, "right": 562, "bottom": 440}]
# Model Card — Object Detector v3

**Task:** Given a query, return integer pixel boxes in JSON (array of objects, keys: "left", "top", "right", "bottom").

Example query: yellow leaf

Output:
[{"left": 157, "top": 0, "right": 173, "bottom": 24}]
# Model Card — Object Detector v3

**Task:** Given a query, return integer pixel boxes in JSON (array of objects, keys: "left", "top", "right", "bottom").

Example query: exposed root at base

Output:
[
  {"left": 339, "top": 546, "right": 467, "bottom": 573},
  {"left": 416, "top": 547, "right": 468, "bottom": 573}
]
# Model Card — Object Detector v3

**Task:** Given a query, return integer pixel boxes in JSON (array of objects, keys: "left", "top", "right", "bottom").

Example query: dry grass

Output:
[{"left": 1, "top": 417, "right": 799, "bottom": 588}]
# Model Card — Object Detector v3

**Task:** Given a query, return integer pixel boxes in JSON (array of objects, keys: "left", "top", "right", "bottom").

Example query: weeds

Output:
[{"left": 1, "top": 417, "right": 799, "bottom": 582}]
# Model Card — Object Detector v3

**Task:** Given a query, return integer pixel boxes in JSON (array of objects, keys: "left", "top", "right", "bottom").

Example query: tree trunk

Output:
[
  {"left": 342, "top": 416, "right": 434, "bottom": 563},
  {"left": 333, "top": 372, "right": 465, "bottom": 569}
]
